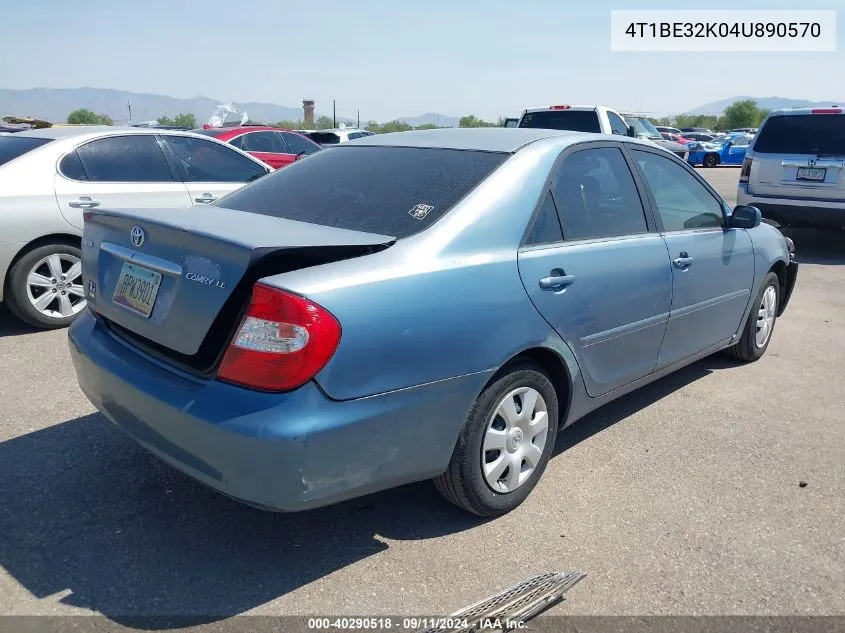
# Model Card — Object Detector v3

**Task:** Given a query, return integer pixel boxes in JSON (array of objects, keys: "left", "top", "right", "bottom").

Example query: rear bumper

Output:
[
  {"left": 68, "top": 311, "right": 488, "bottom": 512},
  {"left": 738, "top": 186, "right": 845, "bottom": 228}
]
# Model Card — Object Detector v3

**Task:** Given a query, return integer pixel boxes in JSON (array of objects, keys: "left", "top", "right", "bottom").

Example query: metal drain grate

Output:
[{"left": 415, "top": 570, "right": 586, "bottom": 633}]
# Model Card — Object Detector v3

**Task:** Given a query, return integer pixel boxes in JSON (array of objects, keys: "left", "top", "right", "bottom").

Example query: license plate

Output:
[
  {"left": 112, "top": 262, "right": 162, "bottom": 318},
  {"left": 796, "top": 167, "right": 826, "bottom": 182}
]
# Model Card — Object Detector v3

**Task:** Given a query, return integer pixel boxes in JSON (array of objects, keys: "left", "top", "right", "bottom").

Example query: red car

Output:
[{"left": 194, "top": 126, "right": 322, "bottom": 169}]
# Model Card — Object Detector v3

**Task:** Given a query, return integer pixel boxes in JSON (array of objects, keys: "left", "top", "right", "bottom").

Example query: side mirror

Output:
[
  {"left": 626, "top": 125, "right": 636, "bottom": 138},
  {"left": 730, "top": 205, "right": 762, "bottom": 229}
]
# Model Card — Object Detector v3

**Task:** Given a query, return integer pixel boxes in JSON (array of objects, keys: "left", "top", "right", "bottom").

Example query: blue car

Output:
[
  {"left": 687, "top": 132, "right": 754, "bottom": 168},
  {"left": 69, "top": 128, "right": 798, "bottom": 516}
]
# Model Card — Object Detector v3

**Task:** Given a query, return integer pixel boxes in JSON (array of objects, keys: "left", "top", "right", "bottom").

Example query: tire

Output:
[
  {"left": 434, "top": 360, "right": 559, "bottom": 516},
  {"left": 5, "top": 241, "right": 86, "bottom": 329},
  {"left": 703, "top": 154, "right": 719, "bottom": 168},
  {"left": 724, "top": 272, "right": 780, "bottom": 362}
]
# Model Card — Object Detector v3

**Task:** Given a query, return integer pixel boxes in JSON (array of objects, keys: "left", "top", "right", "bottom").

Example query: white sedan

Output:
[{"left": 0, "top": 126, "right": 271, "bottom": 328}]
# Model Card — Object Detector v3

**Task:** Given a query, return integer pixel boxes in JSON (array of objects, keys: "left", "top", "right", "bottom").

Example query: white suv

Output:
[{"left": 737, "top": 107, "right": 845, "bottom": 228}]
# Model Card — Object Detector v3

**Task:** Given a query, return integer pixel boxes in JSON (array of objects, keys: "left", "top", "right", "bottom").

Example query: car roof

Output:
[
  {"left": 12, "top": 126, "right": 217, "bottom": 141},
  {"left": 340, "top": 127, "right": 584, "bottom": 152},
  {"left": 522, "top": 105, "right": 605, "bottom": 113}
]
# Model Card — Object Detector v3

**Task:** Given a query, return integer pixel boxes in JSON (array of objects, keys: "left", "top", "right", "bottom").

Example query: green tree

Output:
[
  {"left": 721, "top": 99, "right": 761, "bottom": 130},
  {"left": 67, "top": 108, "right": 112, "bottom": 125},
  {"left": 459, "top": 114, "right": 496, "bottom": 128},
  {"left": 158, "top": 113, "right": 197, "bottom": 128},
  {"left": 415, "top": 123, "right": 438, "bottom": 130},
  {"left": 315, "top": 116, "right": 335, "bottom": 130},
  {"left": 274, "top": 119, "right": 304, "bottom": 129}
]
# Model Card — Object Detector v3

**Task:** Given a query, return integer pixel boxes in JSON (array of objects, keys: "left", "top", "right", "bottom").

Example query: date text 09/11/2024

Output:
[
  {"left": 306, "top": 617, "right": 529, "bottom": 630},
  {"left": 623, "top": 21, "right": 822, "bottom": 38}
]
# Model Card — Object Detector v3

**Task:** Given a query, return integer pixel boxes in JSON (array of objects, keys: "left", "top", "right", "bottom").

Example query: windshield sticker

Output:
[{"left": 409, "top": 203, "right": 433, "bottom": 220}]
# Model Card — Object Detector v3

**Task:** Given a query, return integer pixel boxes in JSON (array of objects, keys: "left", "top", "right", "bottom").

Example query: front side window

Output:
[
  {"left": 552, "top": 147, "right": 648, "bottom": 240},
  {"left": 607, "top": 112, "right": 629, "bottom": 136},
  {"left": 632, "top": 149, "right": 724, "bottom": 231},
  {"left": 75, "top": 135, "right": 174, "bottom": 182},
  {"left": 162, "top": 136, "right": 268, "bottom": 183},
  {"left": 280, "top": 132, "right": 319, "bottom": 155},
  {"left": 216, "top": 146, "right": 508, "bottom": 239}
]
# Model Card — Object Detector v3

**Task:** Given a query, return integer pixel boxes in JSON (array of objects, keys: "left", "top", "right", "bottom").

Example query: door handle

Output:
[
  {"left": 539, "top": 274, "right": 576, "bottom": 290},
  {"left": 194, "top": 194, "right": 218, "bottom": 204},
  {"left": 673, "top": 252, "right": 695, "bottom": 269},
  {"left": 68, "top": 197, "right": 101, "bottom": 209}
]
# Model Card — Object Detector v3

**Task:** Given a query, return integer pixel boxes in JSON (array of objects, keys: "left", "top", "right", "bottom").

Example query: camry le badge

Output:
[{"left": 130, "top": 226, "right": 146, "bottom": 247}]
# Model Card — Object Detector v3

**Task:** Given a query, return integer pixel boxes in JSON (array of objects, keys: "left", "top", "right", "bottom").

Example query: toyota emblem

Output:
[{"left": 130, "top": 226, "right": 146, "bottom": 247}]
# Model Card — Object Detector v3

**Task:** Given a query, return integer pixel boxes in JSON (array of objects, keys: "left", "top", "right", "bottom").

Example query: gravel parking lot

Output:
[{"left": 1, "top": 167, "right": 843, "bottom": 621}]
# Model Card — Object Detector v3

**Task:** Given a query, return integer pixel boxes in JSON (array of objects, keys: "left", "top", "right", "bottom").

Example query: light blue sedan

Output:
[{"left": 69, "top": 128, "right": 798, "bottom": 516}]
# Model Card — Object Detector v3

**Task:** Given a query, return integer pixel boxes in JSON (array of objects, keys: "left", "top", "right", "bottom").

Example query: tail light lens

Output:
[
  {"left": 549, "top": 105, "right": 571, "bottom": 110},
  {"left": 218, "top": 283, "right": 341, "bottom": 392},
  {"left": 811, "top": 108, "right": 842, "bottom": 114},
  {"left": 740, "top": 157, "right": 752, "bottom": 183}
]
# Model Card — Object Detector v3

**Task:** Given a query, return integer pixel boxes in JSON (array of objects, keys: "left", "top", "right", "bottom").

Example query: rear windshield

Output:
[
  {"left": 518, "top": 110, "right": 601, "bottom": 133},
  {"left": 216, "top": 146, "right": 508, "bottom": 239},
  {"left": 307, "top": 132, "right": 341, "bottom": 144},
  {"left": 754, "top": 115, "right": 845, "bottom": 155},
  {"left": 0, "top": 136, "right": 53, "bottom": 167}
]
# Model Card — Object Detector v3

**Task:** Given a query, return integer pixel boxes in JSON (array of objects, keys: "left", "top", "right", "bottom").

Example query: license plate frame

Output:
[
  {"left": 112, "top": 262, "right": 162, "bottom": 318},
  {"left": 796, "top": 167, "right": 826, "bottom": 182}
]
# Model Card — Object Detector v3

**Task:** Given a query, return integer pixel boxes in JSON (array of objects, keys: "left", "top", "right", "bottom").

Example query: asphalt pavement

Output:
[{"left": 1, "top": 167, "right": 843, "bottom": 623}]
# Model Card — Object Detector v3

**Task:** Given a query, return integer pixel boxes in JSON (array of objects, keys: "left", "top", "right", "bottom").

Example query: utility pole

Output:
[
  {"left": 127, "top": 100, "right": 132, "bottom": 122},
  {"left": 357, "top": 109, "right": 360, "bottom": 128},
  {"left": 333, "top": 100, "right": 336, "bottom": 128}
]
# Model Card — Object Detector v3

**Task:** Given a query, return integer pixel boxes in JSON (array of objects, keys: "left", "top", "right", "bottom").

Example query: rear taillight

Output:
[
  {"left": 549, "top": 105, "right": 571, "bottom": 110},
  {"left": 811, "top": 108, "right": 842, "bottom": 114},
  {"left": 217, "top": 283, "right": 341, "bottom": 392},
  {"left": 740, "top": 157, "right": 752, "bottom": 183}
]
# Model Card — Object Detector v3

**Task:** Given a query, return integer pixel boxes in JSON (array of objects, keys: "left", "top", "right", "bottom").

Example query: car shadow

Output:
[
  {"left": 782, "top": 228, "right": 845, "bottom": 265},
  {"left": 0, "top": 305, "right": 41, "bottom": 338},
  {"left": 0, "top": 354, "right": 733, "bottom": 627}
]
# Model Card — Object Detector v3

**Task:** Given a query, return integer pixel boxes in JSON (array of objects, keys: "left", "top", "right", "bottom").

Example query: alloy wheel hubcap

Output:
[
  {"left": 755, "top": 285, "right": 777, "bottom": 348},
  {"left": 482, "top": 387, "right": 549, "bottom": 494},
  {"left": 26, "top": 253, "right": 86, "bottom": 319}
]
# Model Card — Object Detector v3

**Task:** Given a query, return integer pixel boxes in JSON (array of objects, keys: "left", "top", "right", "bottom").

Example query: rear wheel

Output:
[
  {"left": 703, "top": 154, "right": 719, "bottom": 168},
  {"left": 724, "top": 272, "right": 780, "bottom": 362},
  {"left": 5, "top": 242, "right": 86, "bottom": 329},
  {"left": 434, "top": 361, "right": 559, "bottom": 516}
]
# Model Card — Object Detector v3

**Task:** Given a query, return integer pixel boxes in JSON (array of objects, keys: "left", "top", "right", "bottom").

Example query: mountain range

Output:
[{"left": 1, "top": 88, "right": 842, "bottom": 126}]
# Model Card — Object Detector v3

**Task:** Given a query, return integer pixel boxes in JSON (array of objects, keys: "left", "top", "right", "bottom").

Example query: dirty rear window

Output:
[
  {"left": 216, "top": 146, "right": 508, "bottom": 239},
  {"left": 0, "top": 136, "right": 53, "bottom": 167},
  {"left": 754, "top": 115, "right": 845, "bottom": 155},
  {"left": 518, "top": 110, "right": 601, "bottom": 133}
]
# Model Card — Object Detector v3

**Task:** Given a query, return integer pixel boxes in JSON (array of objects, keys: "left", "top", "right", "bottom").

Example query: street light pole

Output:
[{"left": 333, "top": 100, "right": 336, "bottom": 128}]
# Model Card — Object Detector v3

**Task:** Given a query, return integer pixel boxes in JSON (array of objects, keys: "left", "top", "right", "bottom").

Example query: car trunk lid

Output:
[{"left": 82, "top": 205, "right": 394, "bottom": 371}]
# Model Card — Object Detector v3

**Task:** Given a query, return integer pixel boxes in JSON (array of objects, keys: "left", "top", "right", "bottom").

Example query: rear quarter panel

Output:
[
  {"left": 737, "top": 222, "right": 790, "bottom": 335},
  {"left": 0, "top": 143, "right": 80, "bottom": 300}
]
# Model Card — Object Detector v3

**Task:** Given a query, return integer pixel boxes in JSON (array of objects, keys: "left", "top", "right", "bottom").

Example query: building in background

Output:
[{"left": 303, "top": 100, "right": 315, "bottom": 126}]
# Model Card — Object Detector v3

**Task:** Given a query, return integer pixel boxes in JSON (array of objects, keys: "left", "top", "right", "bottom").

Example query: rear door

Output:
[
  {"left": 160, "top": 134, "right": 270, "bottom": 205},
  {"left": 54, "top": 134, "right": 192, "bottom": 230},
  {"left": 629, "top": 147, "right": 754, "bottom": 369},
  {"left": 517, "top": 143, "right": 672, "bottom": 397},
  {"left": 749, "top": 112, "right": 845, "bottom": 201}
]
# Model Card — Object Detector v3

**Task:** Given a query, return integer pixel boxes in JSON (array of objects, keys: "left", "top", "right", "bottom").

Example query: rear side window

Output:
[
  {"left": 552, "top": 147, "right": 647, "bottom": 240},
  {"left": 307, "top": 132, "right": 341, "bottom": 145},
  {"left": 280, "top": 132, "right": 319, "bottom": 155},
  {"left": 524, "top": 193, "right": 563, "bottom": 245},
  {"left": 59, "top": 150, "right": 88, "bottom": 180},
  {"left": 0, "top": 136, "right": 53, "bottom": 167},
  {"left": 238, "top": 131, "right": 282, "bottom": 153},
  {"left": 217, "top": 146, "right": 508, "bottom": 239},
  {"left": 519, "top": 111, "right": 601, "bottom": 133},
  {"left": 754, "top": 115, "right": 845, "bottom": 154},
  {"left": 76, "top": 135, "right": 174, "bottom": 182}
]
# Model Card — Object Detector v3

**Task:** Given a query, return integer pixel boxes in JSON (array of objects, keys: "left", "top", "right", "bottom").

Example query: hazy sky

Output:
[{"left": 1, "top": 0, "right": 842, "bottom": 121}]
